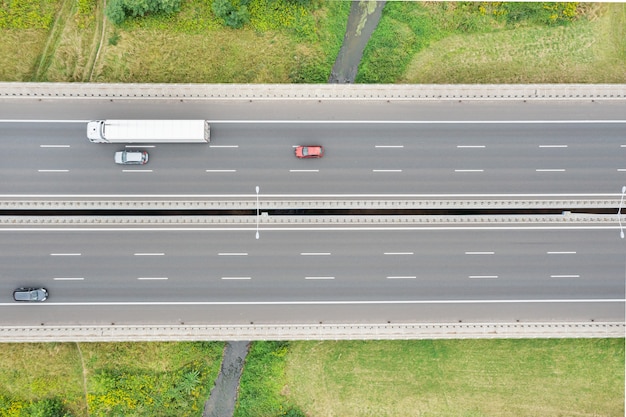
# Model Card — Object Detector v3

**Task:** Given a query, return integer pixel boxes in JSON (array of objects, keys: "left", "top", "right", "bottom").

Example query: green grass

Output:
[
  {"left": 234, "top": 341, "right": 298, "bottom": 417},
  {"left": 0, "top": 342, "right": 224, "bottom": 417},
  {"left": 360, "top": 2, "right": 626, "bottom": 83},
  {"left": 283, "top": 339, "right": 625, "bottom": 417}
]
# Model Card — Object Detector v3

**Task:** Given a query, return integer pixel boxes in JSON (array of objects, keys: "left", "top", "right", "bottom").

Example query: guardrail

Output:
[
  {"left": 0, "top": 322, "right": 622, "bottom": 342},
  {"left": 1, "top": 83, "right": 625, "bottom": 100}
]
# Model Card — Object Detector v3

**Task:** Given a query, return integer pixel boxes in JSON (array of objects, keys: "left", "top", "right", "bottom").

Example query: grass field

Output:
[
  {"left": 0, "top": 342, "right": 223, "bottom": 417},
  {"left": 283, "top": 339, "right": 624, "bottom": 417},
  {"left": 359, "top": 2, "right": 626, "bottom": 83}
]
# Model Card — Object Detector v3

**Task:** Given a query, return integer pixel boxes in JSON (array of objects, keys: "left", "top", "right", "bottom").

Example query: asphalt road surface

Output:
[{"left": 1, "top": 226, "right": 623, "bottom": 325}]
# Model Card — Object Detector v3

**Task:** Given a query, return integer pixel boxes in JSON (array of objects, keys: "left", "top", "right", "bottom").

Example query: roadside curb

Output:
[
  {"left": 0, "top": 83, "right": 625, "bottom": 100},
  {"left": 0, "top": 322, "right": 622, "bottom": 342}
]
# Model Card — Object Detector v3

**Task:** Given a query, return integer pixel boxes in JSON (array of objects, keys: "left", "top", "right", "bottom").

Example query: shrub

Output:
[{"left": 104, "top": 0, "right": 182, "bottom": 25}]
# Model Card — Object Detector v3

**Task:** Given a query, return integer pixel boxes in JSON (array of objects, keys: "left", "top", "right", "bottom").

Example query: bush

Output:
[
  {"left": 104, "top": 0, "right": 182, "bottom": 25},
  {"left": 212, "top": 0, "right": 250, "bottom": 28}
]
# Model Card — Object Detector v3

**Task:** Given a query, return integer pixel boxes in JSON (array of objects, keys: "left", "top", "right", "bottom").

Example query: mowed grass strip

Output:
[
  {"left": 285, "top": 339, "right": 625, "bottom": 417},
  {"left": 400, "top": 3, "right": 626, "bottom": 83}
]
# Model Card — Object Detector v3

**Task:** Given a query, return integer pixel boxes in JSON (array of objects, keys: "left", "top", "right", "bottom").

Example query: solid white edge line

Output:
[
  {"left": 2, "top": 299, "right": 620, "bottom": 306},
  {"left": 0, "top": 225, "right": 620, "bottom": 232},
  {"left": 3, "top": 119, "right": 626, "bottom": 124},
  {"left": 0, "top": 193, "right": 620, "bottom": 197},
  {"left": 50, "top": 253, "right": 81, "bottom": 256}
]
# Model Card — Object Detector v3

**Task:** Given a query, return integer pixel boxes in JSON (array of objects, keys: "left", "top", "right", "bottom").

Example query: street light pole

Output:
[
  {"left": 255, "top": 186, "right": 260, "bottom": 240},
  {"left": 618, "top": 186, "right": 625, "bottom": 239}
]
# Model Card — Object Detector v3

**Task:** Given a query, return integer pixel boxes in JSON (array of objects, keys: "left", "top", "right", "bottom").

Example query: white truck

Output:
[{"left": 87, "top": 120, "right": 210, "bottom": 143}]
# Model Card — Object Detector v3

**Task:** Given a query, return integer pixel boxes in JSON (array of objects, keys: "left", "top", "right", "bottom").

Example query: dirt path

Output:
[
  {"left": 203, "top": 341, "right": 250, "bottom": 417},
  {"left": 329, "top": 0, "right": 386, "bottom": 83}
]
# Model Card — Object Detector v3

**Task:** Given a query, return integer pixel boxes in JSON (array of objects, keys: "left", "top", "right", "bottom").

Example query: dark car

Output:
[
  {"left": 13, "top": 287, "right": 48, "bottom": 302},
  {"left": 295, "top": 145, "right": 324, "bottom": 159}
]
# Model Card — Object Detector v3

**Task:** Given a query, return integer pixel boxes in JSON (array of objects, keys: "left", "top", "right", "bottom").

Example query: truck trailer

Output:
[{"left": 87, "top": 120, "right": 210, "bottom": 143}]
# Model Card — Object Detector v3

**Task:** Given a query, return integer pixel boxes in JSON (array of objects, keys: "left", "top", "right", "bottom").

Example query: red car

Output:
[{"left": 295, "top": 145, "right": 324, "bottom": 159}]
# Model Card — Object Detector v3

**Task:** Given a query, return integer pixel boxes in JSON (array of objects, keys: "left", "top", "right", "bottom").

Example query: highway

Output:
[
  {"left": 0, "top": 225, "right": 623, "bottom": 325},
  {"left": 1, "top": 120, "right": 626, "bottom": 195},
  {"left": 0, "top": 95, "right": 624, "bottom": 336}
]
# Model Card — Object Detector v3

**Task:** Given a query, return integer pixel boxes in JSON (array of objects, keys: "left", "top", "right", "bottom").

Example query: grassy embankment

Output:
[
  {"left": 358, "top": 2, "right": 626, "bottom": 83},
  {"left": 236, "top": 339, "right": 624, "bottom": 417},
  {"left": 0, "top": 0, "right": 349, "bottom": 82},
  {"left": 2, "top": 1, "right": 624, "bottom": 83},
  {"left": 0, "top": 342, "right": 223, "bottom": 416}
]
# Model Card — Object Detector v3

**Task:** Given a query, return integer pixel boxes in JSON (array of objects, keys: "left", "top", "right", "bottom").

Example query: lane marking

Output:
[
  {"left": 547, "top": 251, "right": 576, "bottom": 254},
  {"left": 53, "top": 277, "right": 84, "bottom": 281},
  {"left": 465, "top": 251, "right": 495, "bottom": 255},
  {"left": 218, "top": 253, "right": 248, "bottom": 256},
  {"left": 375, "top": 145, "right": 404, "bottom": 148},
  {"left": 0, "top": 225, "right": 620, "bottom": 232},
  {"left": 455, "top": 169, "right": 484, "bottom": 172},
  {"left": 206, "top": 169, "right": 236, "bottom": 173},
  {"left": 301, "top": 252, "right": 331, "bottom": 256},
  {"left": 384, "top": 252, "right": 414, "bottom": 255},
  {"left": 469, "top": 275, "right": 499, "bottom": 279},
  {"left": 290, "top": 170, "right": 319, "bottom": 173},
  {"left": 550, "top": 274, "right": 581, "bottom": 278},
  {"left": 539, "top": 145, "right": 568, "bottom": 148},
  {"left": 5, "top": 299, "right": 619, "bottom": 306},
  {"left": 4, "top": 119, "right": 626, "bottom": 124},
  {"left": 210, "top": 145, "right": 239, "bottom": 148},
  {"left": 204, "top": 120, "right": 626, "bottom": 125},
  {"left": 222, "top": 277, "right": 252, "bottom": 280},
  {"left": 137, "top": 277, "right": 168, "bottom": 280},
  {"left": 457, "top": 145, "right": 485, "bottom": 148},
  {"left": 0, "top": 193, "right": 618, "bottom": 198},
  {"left": 122, "top": 170, "right": 152, "bottom": 173},
  {"left": 387, "top": 276, "right": 417, "bottom": 279},
  {"left": 40, "top": 145, "right": 70, "bottom": 148},
  {"left": 305, "top": 276, "right": 335, "bottom": 280},
  {"left": 125, "top": 145, "right": 155, "bottom": 148},
  {"left": 373, "top": 169, "right": 402, "bottom": 172},
  {"left": 50, "top": 253, "right": 81, "bottom": 256},
  {"left": 618, "top": 169, "right": 626, "bottom": 172},
  {"left": 134, "top": 253, "right": 165, "bottom": 256},
  {"left": 38, "top": 169, "right": 68, "bottom": 173},
  {"left": 536, "top": 169, "right": 565, "bottom": 172}
]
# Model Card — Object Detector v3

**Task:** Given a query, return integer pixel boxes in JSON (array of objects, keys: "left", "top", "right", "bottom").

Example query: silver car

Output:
[
  {"left": 114, "top": 150, "right": 149, "bottom": 165},
  {"left": 13, "top": 287, "right": 48, "bottom": 302}
]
